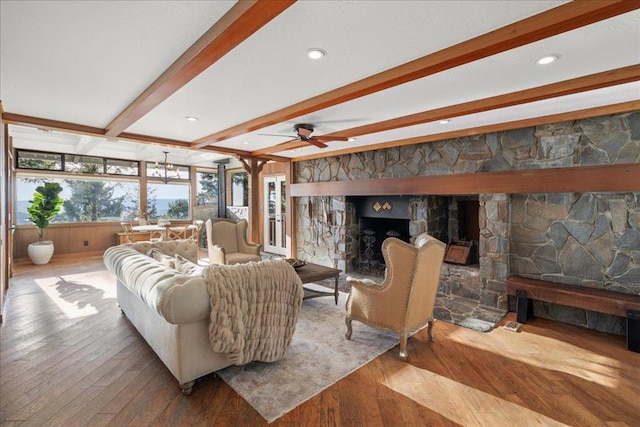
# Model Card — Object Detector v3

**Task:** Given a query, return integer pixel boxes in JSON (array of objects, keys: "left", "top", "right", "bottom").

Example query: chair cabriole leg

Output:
[
  {"left": 427, "top": 320, "right": 434, "bottom": 342},
  {"left": 345, "top": 316, "right": 353, "bottom": 340},
  {"left": 399, "top": 334, "right": 408, "bottom": 361}
]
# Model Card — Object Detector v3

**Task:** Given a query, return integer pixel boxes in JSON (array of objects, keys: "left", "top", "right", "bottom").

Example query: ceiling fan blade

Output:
[
  {"left": 258, "top": 133, "right": 296, "bottom": 138},
  {"left": 307, "top": 139, "right": 328, "bottom": 148},
  {"left": 313, "top": 135, "right": 350, "bottom": 142}
]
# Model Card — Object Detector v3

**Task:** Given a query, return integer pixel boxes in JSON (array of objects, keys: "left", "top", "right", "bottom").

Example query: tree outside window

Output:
[
  {"left": 196, "top": 170, "right": 218, "bottom": 206},
  {"left": 16, "top": 176, "right": 138, "bottom": 224},
  {"left": 230, "top": 171, "right": 248, "bottom": 206}
]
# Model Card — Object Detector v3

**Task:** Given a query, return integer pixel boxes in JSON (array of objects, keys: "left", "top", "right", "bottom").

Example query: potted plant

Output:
[{"left": 26, "top": 182, "right": 64, "bottom": 265}]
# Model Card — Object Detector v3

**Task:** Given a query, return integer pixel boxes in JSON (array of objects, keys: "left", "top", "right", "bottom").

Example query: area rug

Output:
[{"left": 216, "top": 284, "right": 399, "bottom": 423}]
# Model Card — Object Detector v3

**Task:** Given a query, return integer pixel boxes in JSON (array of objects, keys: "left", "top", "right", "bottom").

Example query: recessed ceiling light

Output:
[
  {"left": 242, "top": 140, "right": 249, "bottom": 145},
  {"left": 348, "top": 137, "right": 356, "bottom": 142},
  {"left": 306, "top": 48, "right": 326, "bottom": 59},
  {"left": 439, "top": 119, "right": 452, "bottom": 124},
  {"left": 536, "top": 54, "right": 560, "bottom": 65},
  {"left": 289, "top": 149, "right": 296, "bottom": 153},
  {"left": 185, "top": 116, "right": 198, "bottom": 122}
]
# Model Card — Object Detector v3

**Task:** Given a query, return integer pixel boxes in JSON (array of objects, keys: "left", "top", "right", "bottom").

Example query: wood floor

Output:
[{"left": 2, "top": 255, "right": 639, "bottom": 426}]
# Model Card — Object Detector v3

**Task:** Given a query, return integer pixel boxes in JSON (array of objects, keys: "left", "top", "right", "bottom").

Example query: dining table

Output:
[{"left": 131, "top": 223, "right": 197, "bottom": 240}]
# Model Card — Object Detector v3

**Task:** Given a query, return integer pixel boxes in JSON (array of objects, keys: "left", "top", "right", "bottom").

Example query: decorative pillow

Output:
[
  {"left": 147, "top": 248, "right": 175, "bottom": 269},
  {"left": 175, "top": 254, "right": 205, "bottom": 276}
]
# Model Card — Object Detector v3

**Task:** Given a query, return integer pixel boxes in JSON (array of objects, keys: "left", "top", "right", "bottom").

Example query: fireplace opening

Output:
[
  {"left": 347, "top": 195, "right": 480, "bottom": 275},
  {"left": 444, "top": 197, "right": 480, "bottom": 265},
  {"left": 450, "top": 199, "right": 480, "bottom": 242},
  {"left": 358, "top": 217, "right": 409, "bottom": 275}
]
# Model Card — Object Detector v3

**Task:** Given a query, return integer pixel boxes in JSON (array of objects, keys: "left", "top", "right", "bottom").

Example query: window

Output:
[
  {"left": 147, "top": 183, "right": 190, "bottom": 220},
  {"left": 15, "top": 149, "right": 200, "bottom": 225},
  {"left": 229, "top": 170, "right": 248, "bottom": 206},
  {"left": 16, "top": 150, "right": 62, "bottom": 171},
  {"left": 106, "top": 158, "right": 138, "bottom": 176},
  {"left": 65, "top": 155, "right": 104, "bottom": 174},
  {"left": 16, "top": 174, "right": 139, "bottom": 224},
  {"left": 16, "top": 150, "right": 143, "bottom": 224},
  {"left": 196, "top": 169, "right": 218, "bottom": 206},
  {"left": 16, "top": 149, "right": 139, "bottom": 176}
]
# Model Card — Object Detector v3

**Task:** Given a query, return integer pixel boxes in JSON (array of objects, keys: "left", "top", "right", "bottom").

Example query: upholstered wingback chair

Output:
[
  {"left": 345, "top": 233, "right": 446, "bottom": 360},
  {"left": 205, "top": 218, "right": 262, "bottom": 265}
]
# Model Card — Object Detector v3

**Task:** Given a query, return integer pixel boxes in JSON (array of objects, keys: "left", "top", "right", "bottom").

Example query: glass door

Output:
[{"left": 264, "top": 175, "right": 286, "bottom": 255}]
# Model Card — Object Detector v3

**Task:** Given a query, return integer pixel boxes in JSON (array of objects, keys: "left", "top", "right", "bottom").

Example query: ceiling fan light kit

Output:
[{"left": 293, "top": 123, "right": 315, "bottom": 141}]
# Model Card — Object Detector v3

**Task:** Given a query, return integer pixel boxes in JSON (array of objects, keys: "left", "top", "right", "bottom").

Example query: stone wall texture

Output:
[{"left": 295, "top": 111, "right": 640, "bottom": 334}]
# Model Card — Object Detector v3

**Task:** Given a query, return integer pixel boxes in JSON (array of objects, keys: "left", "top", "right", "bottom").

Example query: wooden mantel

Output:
[{"left": 290, "top": 164, "right": 640, "bottom": 197}]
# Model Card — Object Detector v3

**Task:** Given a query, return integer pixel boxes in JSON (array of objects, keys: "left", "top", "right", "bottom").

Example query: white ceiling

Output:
[{"left": 1, "top": 0, "right": 639, "bottom": 166}]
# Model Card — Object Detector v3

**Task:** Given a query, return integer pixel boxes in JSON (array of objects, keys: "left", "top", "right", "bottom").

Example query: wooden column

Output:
[
  {"left": 239, "top": 157, "right": 267, "bottom": 244},
  {"left": 286, "top": 160, "right": 296, "bottom": 258}
]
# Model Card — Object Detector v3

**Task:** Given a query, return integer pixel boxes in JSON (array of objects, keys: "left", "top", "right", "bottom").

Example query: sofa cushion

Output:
[
  {"left": 128, "top": 240, "right": 198, "bottom": 264},
  {"left": 175, "top": 254, "right": 204, "bottom": 276},
  {"left": 148, "top": 248, "right": 176, "bottom": 269}
]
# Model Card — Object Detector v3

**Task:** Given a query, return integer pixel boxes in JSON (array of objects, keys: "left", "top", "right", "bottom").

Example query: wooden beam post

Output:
[
  {"left": 286, "top": 160, "right": 296, "bottom": 259},
  {"left": 240, "top": 157, "right": 267, "bottom": 244}
]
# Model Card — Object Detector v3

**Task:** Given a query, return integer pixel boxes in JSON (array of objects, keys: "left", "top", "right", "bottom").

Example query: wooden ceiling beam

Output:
[
  {"left": 2, "top": 113, "right": 105, "bottom": 136},
  {"left": 192, "top": 0, "right": 640, "bottom": 149},
  {"left": 104, "top": 0, "right": 296, "bottom": 137}
]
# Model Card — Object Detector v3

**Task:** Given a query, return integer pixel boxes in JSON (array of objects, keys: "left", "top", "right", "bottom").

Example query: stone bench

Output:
[{"left": 506, "top": 275, "right": 640, "bottom": 352}]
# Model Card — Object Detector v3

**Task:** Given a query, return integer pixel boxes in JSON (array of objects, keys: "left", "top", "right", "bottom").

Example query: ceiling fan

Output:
[{"left": 259, "top": 123, "right": 350, "bottom": 148}]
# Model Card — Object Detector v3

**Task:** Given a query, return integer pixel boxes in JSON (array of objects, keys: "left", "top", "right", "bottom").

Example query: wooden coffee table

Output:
[{"left": 295, "top": 262, "right": 341, "bottom": 304}]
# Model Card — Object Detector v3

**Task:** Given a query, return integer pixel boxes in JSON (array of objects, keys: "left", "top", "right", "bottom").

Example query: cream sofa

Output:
[{"left": 103, "top": 240, "right": 302, "bottom": 395}]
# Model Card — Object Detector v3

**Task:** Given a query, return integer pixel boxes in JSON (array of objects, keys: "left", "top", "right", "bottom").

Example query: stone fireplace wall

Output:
[
  {"left": 510, "top": 192, "right": 639, "bottom": 333},
  {"left": 295, "top": 111, "right": 639, "bottom": 334}
]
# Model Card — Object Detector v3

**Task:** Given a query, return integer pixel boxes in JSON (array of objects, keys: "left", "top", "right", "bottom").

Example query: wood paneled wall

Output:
[
  {"left": 13, "top": 220, "right": 202, "bottom": 263},
  {"left": 13, "top": 223, "right": 124, "bottom": 262}
]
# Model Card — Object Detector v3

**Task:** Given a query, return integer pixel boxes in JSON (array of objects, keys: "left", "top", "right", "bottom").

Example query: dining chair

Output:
[
  {"left": 167, "top": 225, "right": 190, "bottom": 240},
  {"left": 190, "top": 220, "right": 204, "bottom": 246},
  {"left": 120, "top": 221, "right": 135, "bottom": 243}
]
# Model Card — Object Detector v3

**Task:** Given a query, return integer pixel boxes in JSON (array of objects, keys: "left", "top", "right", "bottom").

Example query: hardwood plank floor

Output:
[{"left": 1, "top": 255, "right": 639, "bottom": 426}]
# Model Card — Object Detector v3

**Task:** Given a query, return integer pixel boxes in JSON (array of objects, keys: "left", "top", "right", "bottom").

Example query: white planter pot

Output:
[{"left": 28, "top": 241, "right": 55, "bottom": 265}]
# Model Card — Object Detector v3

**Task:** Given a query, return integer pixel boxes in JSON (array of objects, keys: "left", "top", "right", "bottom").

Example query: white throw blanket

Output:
[{"left": 204, "top": 259, "right": 304, "bottom": 365}]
